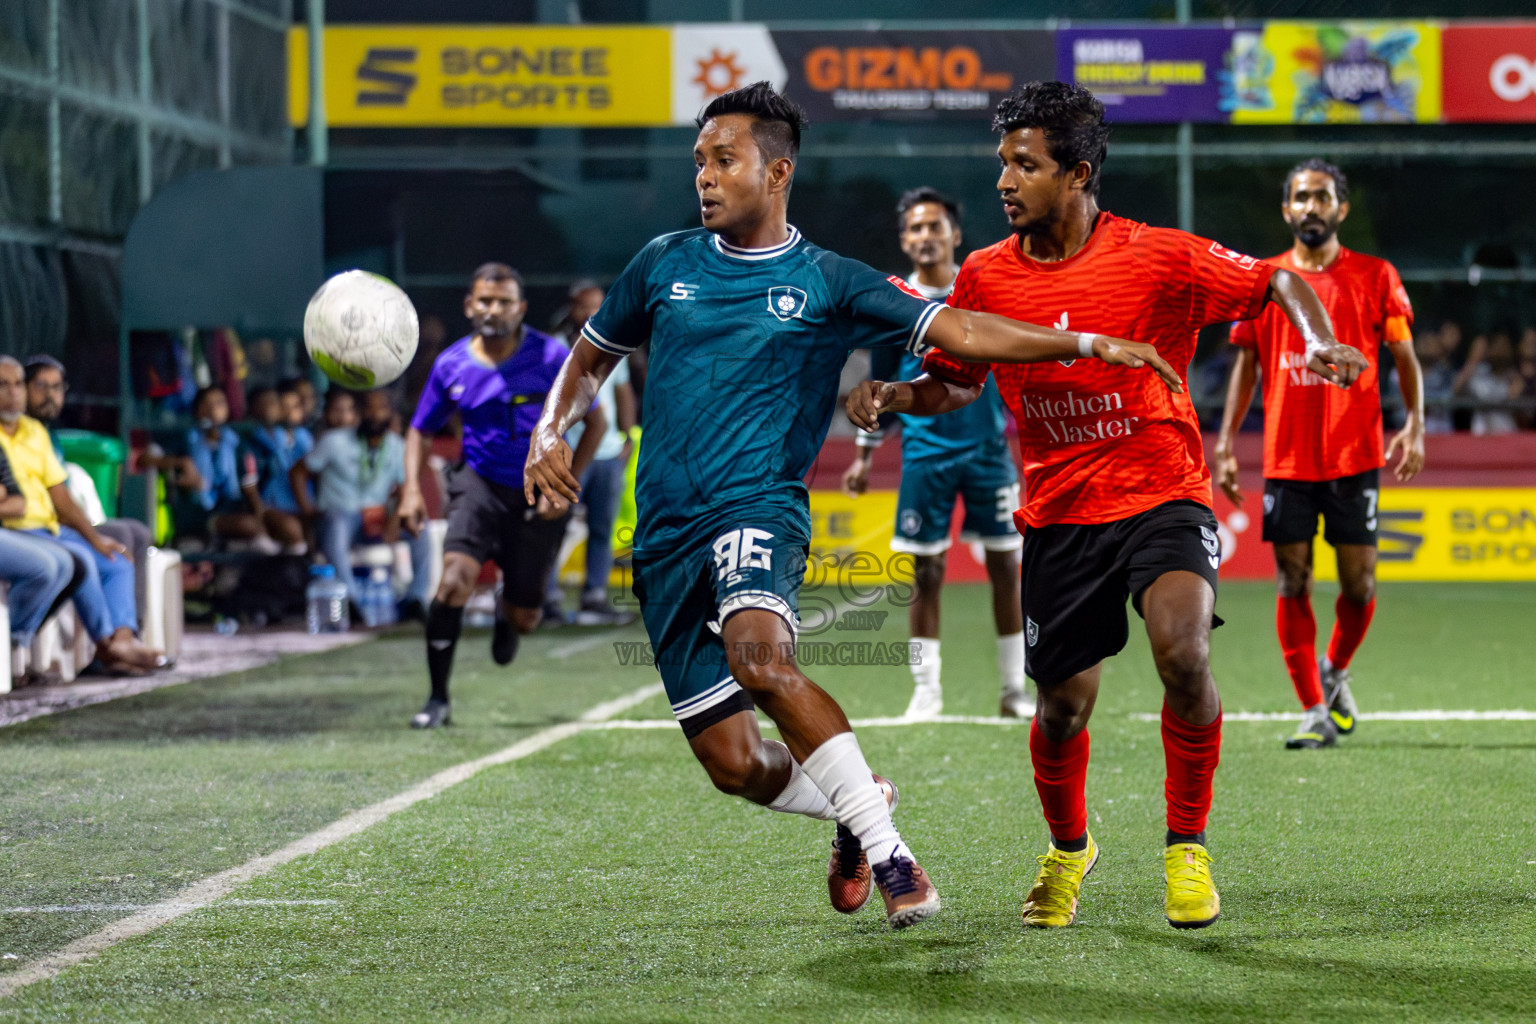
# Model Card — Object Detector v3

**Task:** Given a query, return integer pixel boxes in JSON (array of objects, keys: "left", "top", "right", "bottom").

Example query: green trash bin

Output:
[{"left": 55, "top": 429, "right": 127, "bottom": 519}]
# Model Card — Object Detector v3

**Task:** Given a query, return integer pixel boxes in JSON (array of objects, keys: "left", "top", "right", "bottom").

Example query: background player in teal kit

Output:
[
  {"left": 842, "top": 187, "right": 1028, "bottom": 721},
  {"left": 524, "top": 83, "right": 1182, "bottom": 931}
]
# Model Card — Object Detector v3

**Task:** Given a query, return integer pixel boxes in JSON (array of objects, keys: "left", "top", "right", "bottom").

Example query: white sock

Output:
[
  {"left": 801, "top": 732, "right": 905, "bottom": 865},
  {"left": 910, "top": 637, "right": 941, "bottom": 690},
  {"left": 766, "top": 752, "right": 836, "bottom": 821},
  {"left": 997, "top": 631, "right": 1025, "bottom": 695}
]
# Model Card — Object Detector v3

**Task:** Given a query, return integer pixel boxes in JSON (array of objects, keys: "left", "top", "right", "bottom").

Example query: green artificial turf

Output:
[{"left": 3, "top": 582, "right": 1535, "bottom": 1022}]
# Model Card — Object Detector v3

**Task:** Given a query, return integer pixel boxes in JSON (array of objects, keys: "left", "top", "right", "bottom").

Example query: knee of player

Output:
[
  {"left": 698, "top": 745, "right": 761, "bottom": 797},
  {"left": 509, "top": 607, "right": 542, "bottom": 634},
  {"left": 1340, "top": 574, "right": 1375, "bottom": 606},
  {"left": 727, "top": 656, "right": 806, "bottom": 703},
  {"left": 913, "top": 555, "right": 946, "bottom": 594},
  {"left": 1152, "top": 633, "right": 1210, "bottom": 690},
  {"left": 1275, "top": 563, "right": 1312, "bottom": 598}
]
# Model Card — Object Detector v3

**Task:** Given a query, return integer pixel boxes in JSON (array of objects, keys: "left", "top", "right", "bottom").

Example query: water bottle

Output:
[
  {"left": 370, "top": 567, "right": 398, "bottom": 626},
  {"left": 306, "top": 565, "right": 350, "bottom": 634}
]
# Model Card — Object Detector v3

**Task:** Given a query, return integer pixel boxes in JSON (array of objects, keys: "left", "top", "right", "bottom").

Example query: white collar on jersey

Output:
[
  {"left": 713, "top": 225, "right": 803, "bottom": 261},
  {"left": 905, "top": 272, "right": 954, "bottom": 301}
]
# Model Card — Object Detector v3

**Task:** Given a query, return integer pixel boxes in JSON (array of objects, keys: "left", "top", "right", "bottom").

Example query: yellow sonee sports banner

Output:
[
  {"left": 1313, "top": 488, "right": 1536, "bottom": 582},
  {"left": 289, "top": 26, "right": 671, "bottom": 127}
]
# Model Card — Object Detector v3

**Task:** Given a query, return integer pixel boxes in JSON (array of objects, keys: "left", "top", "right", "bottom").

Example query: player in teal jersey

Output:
[
  {"left": 525, "top": 83, "right": 1181, "bottom": 930},
  {"left": 843, "top": 187, "right": 1029, "bottom": 721}
]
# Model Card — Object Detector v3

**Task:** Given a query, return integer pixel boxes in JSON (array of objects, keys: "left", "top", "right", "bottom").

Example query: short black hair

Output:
[
  {"left": 696, "top": 81, "right": 808, "bottom": 166},
  {"left": 470, "top": 262, "right": 525, "bottom": 297},
  {"left": 992, "top": 81, "right": 1111, "bottom": 197},
  {"left": 247, "top": 385, "right": 278, "bottom": 407},
  {"left": 24, "top": 354, "right": 65, "bottom": 383},
  {"left": 1283, "top": 158, "right": 1350, "bottom": 205},
  {"left": 323, "top": 387, "right": 357, "bottom": 410},
  {"left": 192, "top": 385, "right": 224, "bottom": 412},
  {"left": 275, "top": 377, "right": 303, "bottom": 397},
  {"left": 896, "top": 187, "right": 961, "bottom": 230}
]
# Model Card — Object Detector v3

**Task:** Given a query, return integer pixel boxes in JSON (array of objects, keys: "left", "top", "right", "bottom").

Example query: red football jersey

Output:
[
  {"left": 1229, "top": 248, "right": 1413, "bottom": 481},
  {"left": 925, "top": 212, "right": 1276, "bottom": 529}
]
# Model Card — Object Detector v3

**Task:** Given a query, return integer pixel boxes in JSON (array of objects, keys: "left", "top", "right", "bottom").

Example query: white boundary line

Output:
[
  {"left": 3, "top": 900, "right": 339, "bottom": 914},
  {"left": 0, "top": 681, "right": 665, "bottom": 1000}
]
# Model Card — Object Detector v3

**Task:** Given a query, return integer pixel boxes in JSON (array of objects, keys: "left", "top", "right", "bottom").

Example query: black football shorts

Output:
[
  {"left": 443, "top": 464, "right": 570, "bottom": 608},
  {"left": 1020, "top": 499, "right": 1223, "bottom": 688},
  {"left": 1261, "top": 468, "right": 1379, "bottom": 548}
]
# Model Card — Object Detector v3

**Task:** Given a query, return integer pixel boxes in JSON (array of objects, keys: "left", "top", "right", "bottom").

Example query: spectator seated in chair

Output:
[
  {"left": 0, "top": 357, "right": 161, "bottom": 674},
  {"left": 0, "top": 444, "right": 85, "bottom": 683},
  {"left": 24, "top": 354, "right": 156, "bottom": 617},
  {"left": 291, "top": 388, "right": 431, "bottom": 619},
  {"left": 244, "top": 385, "right": 311, "bottom": 550}
]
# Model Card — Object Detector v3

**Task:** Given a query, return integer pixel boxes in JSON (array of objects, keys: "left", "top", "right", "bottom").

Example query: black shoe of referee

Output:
[{"left": 411, "top": 699, "right": 451, "bottom": 729}]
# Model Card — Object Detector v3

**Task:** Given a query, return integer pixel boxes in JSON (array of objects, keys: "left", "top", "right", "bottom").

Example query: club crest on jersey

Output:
[
  {"left": 1026, "top": 617, "right": 1039, "bottom": 647},
  {"left": 1208, "top": 242, "right": 1259, "bottom": 269},
  {"left": 1054, "top": 311, "right": 1076, "bottom": 367},
  {"left": 899, "top": 510, "right": 923, "bottom": 536},
  {"left": 767, "top": 286, "right": 808, "bottom": 321}
]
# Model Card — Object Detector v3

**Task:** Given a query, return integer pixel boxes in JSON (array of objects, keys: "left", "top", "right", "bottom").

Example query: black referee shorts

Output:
[
  {"left": 443, "top": 464, "right": 570, "bottom": 609},
  {"left": 1020, "top": 500, "right": 1223, "bottom": 688},
  {"left": 1262, "top": 469, "right": 1380, "bottom": 548}
]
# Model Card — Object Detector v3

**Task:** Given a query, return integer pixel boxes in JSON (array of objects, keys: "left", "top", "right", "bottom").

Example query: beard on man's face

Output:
[{"left": 1291, "top": 215, "right": 1338, "bottom": 249}]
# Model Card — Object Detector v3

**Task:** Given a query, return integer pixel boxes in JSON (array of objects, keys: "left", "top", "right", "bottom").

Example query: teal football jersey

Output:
[
  {"left": 866, "top": 275, "right": 1010, "bottom": 462},
  {"left": 582, "top": 227, "right": 944, "bottom": 555}
]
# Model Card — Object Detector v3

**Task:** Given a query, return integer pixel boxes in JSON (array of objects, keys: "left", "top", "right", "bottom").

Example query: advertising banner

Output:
[
  {"left": 1224, "top": 21, "right": 1442, "bottom": 124},
  {"left": 772, "top": 30, "right": 1054, "bottom": 121},
  {"left": 1442, "top": 23, "right": 1536, "bottom": 123},
  {"left": 1214, "top": 487, "right": 1536, "bottom": 582},
  {"left": 1057, "top": 26, "right": 1237, "bottom": 123},
  {"left": 670, "top": 24, "right": 787, "bottom": 124},
  {"left": 287, "top": 25, "right": 670, "bottom": 127}
]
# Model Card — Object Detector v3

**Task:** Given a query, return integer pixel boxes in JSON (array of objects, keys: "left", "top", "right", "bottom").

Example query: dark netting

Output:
[
  {"left": 229, "top": 12, "right": 288, "bottom": 139},
  {"left": 60, "top": 105, "right": 139, "bottom": 235},
  {"left": 60, "top": 0, "right": 136, "bottom": 101},
  {"left": 0, "top": 94, "right": 49, "bottom": 226},
  {"left": 150, "top": 130, "right": 220, "bottom": 194},
  {"left": 150, "top": 0, "right": 220, "bottom": 123},
  {"left": 0, "top": 242, "right": 67, "bottom": 356},
  {"left": 0, "top": 0, "right": 48, "bottom": 74}
]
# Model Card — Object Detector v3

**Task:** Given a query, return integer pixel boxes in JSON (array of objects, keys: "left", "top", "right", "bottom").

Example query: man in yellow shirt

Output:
[{"left": 0, "top": 357, "right": 161, "bottom": 673}]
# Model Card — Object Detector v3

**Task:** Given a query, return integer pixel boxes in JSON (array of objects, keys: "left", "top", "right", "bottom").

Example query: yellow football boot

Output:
[
  {"left": 1021, "top": 834, "right": 1099, "bottom": 927},
  {"left": 1164, "top": 842, "right": 1221, "bottom": 929}
]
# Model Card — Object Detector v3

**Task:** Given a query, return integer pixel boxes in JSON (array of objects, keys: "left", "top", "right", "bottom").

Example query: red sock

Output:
[
  {"left": 1276, "top": 594, "right": 1324, "bottom": 708},
  {"left": 1326, "top": 595, "right": 1375, "bottom": 671},
  {"left": 1162, "top": 702, "right": 1222, "bottom": 837},
  {"left": 1029, "top": 719, "right": 1089, "bottom": 843}
]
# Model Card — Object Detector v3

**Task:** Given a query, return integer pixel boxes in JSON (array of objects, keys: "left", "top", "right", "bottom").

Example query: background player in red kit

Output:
[
  {"left": 1214, "top": 160, "right": 1425, "bottom": 751},
  {"left": 848, "top": 83, "right": 1367, "bottom": 931}
]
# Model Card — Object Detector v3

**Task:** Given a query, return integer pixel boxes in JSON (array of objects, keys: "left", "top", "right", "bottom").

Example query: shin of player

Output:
[
  {"left": 1214, "top": 159, "right": 1425, "bottom": 751},
  {"left": 841, "top": 187, "right": 1027, "bottom": 721},
  {"left": 398, "top": 264, "right": 607, "bottom": 730},
  {"left": 854, "top": 83, "right": 1366, "bottom": 931}
]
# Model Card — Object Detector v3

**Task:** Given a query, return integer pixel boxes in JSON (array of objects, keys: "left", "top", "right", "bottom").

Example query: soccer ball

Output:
[{"left": 303, "top": 270, "right": 419, "bottom": 389}]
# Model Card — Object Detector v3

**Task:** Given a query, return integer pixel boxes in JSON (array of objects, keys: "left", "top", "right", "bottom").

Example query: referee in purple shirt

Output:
[{"left": 400, "top": 263, "right": 606, "bottom": 729}]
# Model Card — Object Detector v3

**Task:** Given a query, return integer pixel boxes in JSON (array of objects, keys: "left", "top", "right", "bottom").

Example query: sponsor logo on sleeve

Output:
[{"left": 1208, "top": 242, "right": 1259, "bottom": 269}]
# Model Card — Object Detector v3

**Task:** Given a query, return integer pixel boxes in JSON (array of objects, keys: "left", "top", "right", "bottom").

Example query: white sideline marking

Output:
[
  {"left": 1129, "top": 709, "right": 1536, "bottom": 723},
  {"left": 3, "top": 900, "right": 339, "bottom": 914},
  {"left": 548, "top": 634, "right": 619, "bottom": 660},
  {"left": 0, "top": 681, "right": 665, "bottom": 1000},
  {"left": 585, "top": 714, "right": 1033, "bottom": 731}
]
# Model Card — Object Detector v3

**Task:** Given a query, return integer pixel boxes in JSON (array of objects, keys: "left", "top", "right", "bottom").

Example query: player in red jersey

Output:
[
  {"left": 1214, "top": 160, "right": 1425, "bottom": 751},
  {"left": 847, "top": 83, "right": 1367, "bottom": 930}
]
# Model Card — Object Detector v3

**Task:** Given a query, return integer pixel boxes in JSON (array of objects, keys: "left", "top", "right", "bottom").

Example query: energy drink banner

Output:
[
  {"left": 1223, "top": 21, "right": 1442, "bottom": 124},
  {"left": 758, "top": 31, "right": 1055, "bottom": 121},
  {"left": 1057, "top": 26, "right": 1238, "bottom": 123}
]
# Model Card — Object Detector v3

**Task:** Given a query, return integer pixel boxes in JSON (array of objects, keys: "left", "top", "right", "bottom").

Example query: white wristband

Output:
[{"left": 1077, "top": 333, "right": 1098, "bottom": 358}]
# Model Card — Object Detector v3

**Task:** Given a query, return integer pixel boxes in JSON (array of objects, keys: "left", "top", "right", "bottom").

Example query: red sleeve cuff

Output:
[{"left": 1242, "top": 263, "right": 1279, "bottom": 321}]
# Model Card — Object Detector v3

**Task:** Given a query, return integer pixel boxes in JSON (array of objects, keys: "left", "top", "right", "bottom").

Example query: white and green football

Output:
[{"left": 303, "top": 270, "right": 419, "bottom": 389}]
